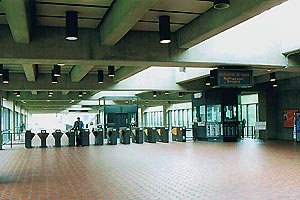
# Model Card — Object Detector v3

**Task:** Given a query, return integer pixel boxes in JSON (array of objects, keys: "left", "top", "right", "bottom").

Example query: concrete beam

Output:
[
  {"left": 70, "top": 65, "right": 95, "bottom": 82},
  {"left": 0, "top": 26, "right": 287, "bottom": 69},
  {"left": 100, "top": 0, "right": 158, "bottom": 46},
  {"left": 176, "top": 0, "right": 287, "bottom": 48},
  {"left": 114, "top": 66, "right": 149, "bottom": 82},
  {"left": 1, "top": 71, "right": 198, "bottom": 92},
  {"left": 23, "top": 64, "right": 36, "bottom": 81},
  {"left": 2, "top": 0, "right": 33, "bottom": 43}
]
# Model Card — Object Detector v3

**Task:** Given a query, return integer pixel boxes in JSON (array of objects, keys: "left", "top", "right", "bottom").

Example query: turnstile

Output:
[
  {"left": 52, "top": 129, "right": 63, "bottom": 147},
  {"left": 93, "top": 128, "right": 104, "bottom": 145},
  {"left": 81, "top": 129, "right": 90, "bottom": 146},
  {"left": 157, "top": 127, "right": 169, "bottom": 143},
  {"left": 144, "top": 128, "right": 157, "bottom": 143},
  {"left": 25, "top": 130, "right": 35, "bottom": 148},
  {"left": 66, "top": 129, "right": 76, "bottom": 147},
  {"left": 38, "top": 130, "right": 49, "bottom": 148},
  {"left": 119, "top": 128, "right": 130, "bottom": 144},
  {"left": 171, "top": 127, "right": 186, "bottom": 142},
  {"left": 132, "top": 128, "right": 143, "bottom": 144},
  {"left": 107, "top": 128, "right": 117, "bottom": 145}
]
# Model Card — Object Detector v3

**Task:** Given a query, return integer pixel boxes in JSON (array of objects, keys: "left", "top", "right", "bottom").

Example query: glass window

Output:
[{"left": 207, "top": 105, "right": 221, "bottom": 122}]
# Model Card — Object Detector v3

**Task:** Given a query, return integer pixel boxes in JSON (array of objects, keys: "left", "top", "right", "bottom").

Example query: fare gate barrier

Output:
[
  {"left": 119, "top": 128, "right": 130, "bottom": 144},
  {"left": 132, "top": 128, "right": 143, "bottom": 144},
  {"left": 38, "top": 130, "right": 49, "bottom": 148},
  {"left": 171, "top": 127, "right": 186, "bottom": 142},
  {"left": 144, "top": 128, "right": 157, "bottom": 143},
  {"left": 81, "top": 129, "right": 90, "bottom": 146},
  {"left": 107, "top": 128, "right": 117, "bottom": 145},
  {"left": 157, "top": 127, "right": 169, "bottom": 143},
  {"left": 66, "top": 129, "right": 76, "bottom": 147},
  {"left": 93, "top": 128, "right": 104, "bottom": 146},
  {"left": 52, "top": 130, "right": 63, "bottom": 147},
  {"left": 25, "top": 130, "right": 35, "bottom": 148}
]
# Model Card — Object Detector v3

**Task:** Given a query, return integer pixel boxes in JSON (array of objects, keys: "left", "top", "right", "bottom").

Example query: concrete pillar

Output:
[
  {"left": 258, "top": 92, "right": 267, "bottom": 140},
  {"left": 138, "top": 108, "right": 143, "bottom": 128},
  {"left": 12, "top": 101, "right": 16, "bottom": 142},
  {"left": 163, "top": 105, "right": 167, "bottom": 127}
]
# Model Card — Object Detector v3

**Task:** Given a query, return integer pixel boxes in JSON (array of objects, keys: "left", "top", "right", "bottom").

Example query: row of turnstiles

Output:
[{"left": 25, "top": 127, "right": 187, "bottom": 148}]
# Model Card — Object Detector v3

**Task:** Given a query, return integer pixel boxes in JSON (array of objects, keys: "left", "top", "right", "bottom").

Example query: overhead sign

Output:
[{"left": 210, "top": 69, "right": 253, "bottom": 88}]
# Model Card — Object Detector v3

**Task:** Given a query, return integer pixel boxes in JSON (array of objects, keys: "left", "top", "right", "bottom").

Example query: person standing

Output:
[{"left": 73, "top": 117, "right": 84, "bottom": 146}]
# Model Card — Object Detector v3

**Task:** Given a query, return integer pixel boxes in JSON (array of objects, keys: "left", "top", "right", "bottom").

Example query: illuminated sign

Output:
[{"left": 210, "top": 69, "right": 253, "bottom": 88}]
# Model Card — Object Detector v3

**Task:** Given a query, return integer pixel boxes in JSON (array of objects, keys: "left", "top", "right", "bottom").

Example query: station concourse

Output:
[{"left": 1, "top": 0, "right": 300, "bottom": 199}]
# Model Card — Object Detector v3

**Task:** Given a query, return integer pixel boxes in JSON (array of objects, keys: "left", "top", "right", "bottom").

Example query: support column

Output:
[
  {"left": 163, "top": 105, "right": 168, "bottom": 128},
  {"left": 258, "top": 92, "right": 268, "bottom": 140},
  {"left": 12, "top": 101, "right": 16, "bottom": 142}
]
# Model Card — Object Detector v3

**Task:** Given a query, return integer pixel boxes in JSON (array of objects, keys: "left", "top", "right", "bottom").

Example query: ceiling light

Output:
[
  {"left": 14, "top": 91, "right": 21, "bottom": 97},
  {"left": 108, "top": 66, "right": 115, "bottom": 77},
  {"left": 164, "top": 91, "right": 170, "bottom": 95},
  {"left": 0, "top": 64, "right": 3, "bottom": 76},
  {"left": 153, "top": 91, "right": 157, "bottom": 98},
  {"left": 213, "top": 0, "right": 230, "bottom": 9},
  {"left": 179, "top": 92, "right": 184, "bottom": 98},
  {"left": 79, "top": 91, "right": 83, "bottom": 97},
  {"left": 270, "top": 72, "right": 276, "bottom": 82},
  {"left": 272, "top": 81, "right": 278, "bottom": 88},
  {"left": 51, "top": 70, "right": 58, "bottom": 84},
  {"left": 205, "top": 77, "right": 211, "bottom": 86},
  {"left": 2, "top": 69, "right": 9, "bottom": 84},
  {"left": 48, "top": 91, "right": 53, "bottom": 97},
  {"left": 53, "top": 65, "right": 61, "bottom": 77},
  {"left": 98, "top": 70, "right": 104, "bottom": 83},
  {"left": 159, "top": 15, "right": 171, "bottom": 44},
  {"left": 66, "top": 11, "right": 78, "bottom": 41}
]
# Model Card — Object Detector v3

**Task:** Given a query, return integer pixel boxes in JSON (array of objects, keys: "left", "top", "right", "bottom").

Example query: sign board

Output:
[
  {"left": 283, "top": 109, "right": 298, "bottom": 128},
  {"left": 210, "top": 69, "right": 253, "bottom": 88},
  {"left": 255, "top": 122, "right": 266, "bottom": 131}
]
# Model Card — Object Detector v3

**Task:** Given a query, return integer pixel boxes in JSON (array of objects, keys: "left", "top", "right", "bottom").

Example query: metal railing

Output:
[{"left": 243, "top": 126, "right": 255, "bottom": 139}]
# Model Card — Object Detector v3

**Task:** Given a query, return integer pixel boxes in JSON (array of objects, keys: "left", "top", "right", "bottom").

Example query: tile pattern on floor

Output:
[{"left": 0, "top": 140, "right": 300, "bottom": 200}]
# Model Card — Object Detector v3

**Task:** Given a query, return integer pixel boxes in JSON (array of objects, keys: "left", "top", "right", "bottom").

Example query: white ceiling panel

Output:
[
  {"left": 132, "top": 22, "right": 183, "bottom": 32},
  {"left": 36, "top": 4, "right": 107, "bottom": 19},
  {"left": 141, "top": 11, "right": 198, "bottom": 24},
  {"left": 37, "top": 16, "right": 100, "bottom": 28},
  {"left": 35, "top": 0, "right": 113, "bottom": 7},
  {"left": 152, "top": 0, "right": 213, "bottom": 13}
]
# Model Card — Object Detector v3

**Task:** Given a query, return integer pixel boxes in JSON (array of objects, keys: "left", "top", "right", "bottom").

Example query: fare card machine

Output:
[
  {"left": 171, "top": 127, "right": 186, "bottom": 142},
  {"left": 52, "top": 129, "right": 63, "bottom": 147},
  {"left": 120, "top": 128, "right": 130, "bottom": 144},
  {"left": 25, "top": 130, "right": 35, "bottom": 148},
  {"left": 94, "top": 128, "right": 104, "bottom": 146},
  {"left": 68, "top": 129, "right": 76, "bottom": 147},
  {"left": 132, "top": 128, "right": 143, "bottom": 144},
  {"left": 144, "top": 128, "right": 157, "bottom": 143},
  {"left": 38, "top": 130, "right": 49, "bottom": 148},
  {"left": 157, "top": 127, "right": 169, "bottom": 143},
  {"left": 107, "top": 128, "right": 117, "bottom": 145},
  {"left": 296, "top": 113, "right": 300, "bottom": 142},
  {"left": 81, "top": 129, "right": 90, "bottom": 146}
]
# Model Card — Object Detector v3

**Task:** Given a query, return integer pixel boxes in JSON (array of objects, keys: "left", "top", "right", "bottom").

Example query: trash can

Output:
[
  {"left": 66, "top": 129, "right": 76, "bottom": 147},
  {"left": 81, "top": 129, "right": 90, "bottom": 146},
  {"left": 52, "top": 129, "right": 63, "bottom": 147},
  {"left": 38, "top": 130, "right": 49, "bottom": 148},
  {"left": 120, "top": 128, "right": 130, "bottom": 144},
  {"left": 93, "top": 128, "right": 103, "bottom": 146},
  {"left": 107, "top": 128, "right": 117, "bottom": 145},
  {"left": 25, "top": 130, "right": 35, "bottom": 148}
]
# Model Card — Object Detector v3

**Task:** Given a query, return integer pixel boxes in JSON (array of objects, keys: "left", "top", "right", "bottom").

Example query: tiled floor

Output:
[{"left": 1, "top": 139, "right": 300, "bottom": 200}]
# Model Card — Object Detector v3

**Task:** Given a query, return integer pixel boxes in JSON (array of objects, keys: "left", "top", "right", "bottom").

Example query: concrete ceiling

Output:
[{"left": 0, "top": 0, "right": 291, "bottom": 113}]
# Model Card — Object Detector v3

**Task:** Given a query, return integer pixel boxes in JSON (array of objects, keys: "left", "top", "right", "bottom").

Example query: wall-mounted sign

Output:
[
  {"left": 283, "top": 109, "right": 298, "bottom": 128},
  {"left": 210, "top": 69, "right": 253, "bottom": 88}
]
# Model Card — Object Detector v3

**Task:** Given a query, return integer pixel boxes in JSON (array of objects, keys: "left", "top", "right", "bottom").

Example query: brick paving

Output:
[{"left": 0, "top": 139, "right": 300, "bottom": 200}]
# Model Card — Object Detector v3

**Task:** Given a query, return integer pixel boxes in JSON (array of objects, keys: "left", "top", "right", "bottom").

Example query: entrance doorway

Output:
[{"left": 240, "top": 94, "right": 259, "bottom": 139}]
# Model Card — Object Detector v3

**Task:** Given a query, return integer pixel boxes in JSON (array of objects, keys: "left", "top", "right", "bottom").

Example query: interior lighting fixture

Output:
[
  {"left": 0, "top": 64, "right": 3, "bottom": 76},
  {"left": 53, "top": 65, "right": 61, "bottom": 77},
  {"left": 205, "top": 77, "right": 211, "bottom": 86},
  {"left": 13, "top": 91, "right": 21, "bottom": 97},
  {"left": 66, "top": 11, "right": 78, "bottom": 41},
  {"left": 153, "top": 91, "right": 157, "bottom": 98},
  {"left": 108, "top": 66, "right": 115, "bottom": 77},
  {"left": 48, "top": 91, "right": 53, "bottom": 97},
  {"left": 270, "top": 72, "right": 276, "bottom": 82},
  {"left": 164, "top": 91, "right": 170, "bottom": 95},
  {"left": 51, "top": 70, "right": 58, "bottom": 84},
  {"left": 79, "top": 91, "right": 83, "bottom": 97},
  {"left": 213, "top": 0, "right": 230, "bottom": 9},
  {"left": 272, "top": 81, "right": 278, "bottom": 88},
  {"left": 2, "top": 69, "right": 9, "bottom": 84},
  {"left": 98, "top": 70, "right": 104, "bottom": 83},
  {"left": 159, "top": 15, "right": 171, "bottom": 44},
  {"left": 179, "top": 92, "right": 184, "bottom": 98}
]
